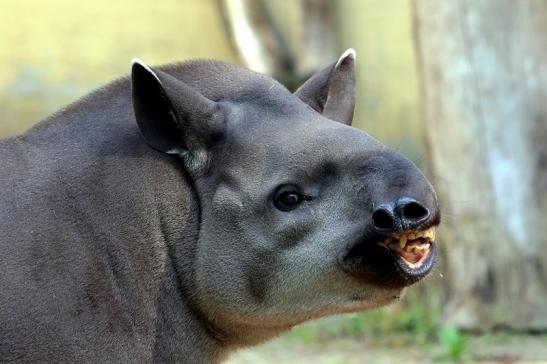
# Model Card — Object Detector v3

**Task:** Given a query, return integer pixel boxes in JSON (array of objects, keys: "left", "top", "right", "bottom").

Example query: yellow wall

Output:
[
  {"left": 0, "top": 0, "right": 238, "bottom": 136},
  {"left": 0, "top": 0, "right": 423, "bottom": 162}
]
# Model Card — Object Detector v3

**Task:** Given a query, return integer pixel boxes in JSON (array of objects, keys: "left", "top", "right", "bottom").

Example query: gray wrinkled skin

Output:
[{"left": 0, "top": 52, "right": 438, "bottom": 363}]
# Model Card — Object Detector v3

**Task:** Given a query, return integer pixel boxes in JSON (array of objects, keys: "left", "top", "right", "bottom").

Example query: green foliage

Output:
[
  {"left": 287, "top": 288, "right": 443, "bottom": 344},
  {"left": 437, "top": 326, "right": 466, "bottom": 361},
  {"left": 392, "top": 289, "right": 441, "bottom": 342}
]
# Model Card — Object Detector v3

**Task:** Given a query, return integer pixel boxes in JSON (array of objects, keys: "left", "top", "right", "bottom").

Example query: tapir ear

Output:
[
  {"left": 294, "top": 48, "right": 356, "bottom": 125},
  {"left": 131, "top": 59, "right": 224, "bottom": 173}
]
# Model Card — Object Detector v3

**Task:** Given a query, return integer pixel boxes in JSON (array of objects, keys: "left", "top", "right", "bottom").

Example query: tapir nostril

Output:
[
  {"left": 372, "top": 208, "right": 395, "bottom": 230},
  {"left": 401, "top": 201, "right": 429, "bottom": 221}
]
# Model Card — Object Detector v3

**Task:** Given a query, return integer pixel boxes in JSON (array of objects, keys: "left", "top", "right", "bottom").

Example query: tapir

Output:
[{"left": 0, "top": 49, "right": 440, "bottom": 363}]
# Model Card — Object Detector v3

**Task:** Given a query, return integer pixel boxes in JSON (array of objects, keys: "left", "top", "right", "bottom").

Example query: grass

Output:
[
  {"left": 229, "top": 289, "right": 547, "bottom": 363},
  {"left": 274, "top": 288, "right": 476, "bottom": 362},
  {"left": 437, "top": 326, "right": 466, "bottom": 361},
  {"left": 261, "top": 289, "right": 547, "bottom": 363},
  {"left": 286, "top": 288, "right": 442, "bottom": 343},
  {"left": 229, "top": 332, "right": 547, "bottom": 364}
]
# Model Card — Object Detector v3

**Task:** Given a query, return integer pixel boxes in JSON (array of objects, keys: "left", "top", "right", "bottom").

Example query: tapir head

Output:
[{"left": 131, "top": 51, "right": 440, "bottom": 345}]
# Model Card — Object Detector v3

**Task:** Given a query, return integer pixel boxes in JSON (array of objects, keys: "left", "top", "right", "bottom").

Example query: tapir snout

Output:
[{"left": 340, "top": 150, "right": 440, "bottom": 287}]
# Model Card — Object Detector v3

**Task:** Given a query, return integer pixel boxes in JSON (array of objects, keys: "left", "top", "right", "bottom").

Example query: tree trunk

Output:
[
  {"left": 412, "top": 0, "right": 547, "bottom": 330},
  {"left": 219, "top": 0, "right": 337, "bottom": 90}
]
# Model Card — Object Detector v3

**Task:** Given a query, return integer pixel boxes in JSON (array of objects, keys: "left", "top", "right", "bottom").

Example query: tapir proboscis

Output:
[{"left": 0, "top": 49, "right": 440, "bottom": 363}]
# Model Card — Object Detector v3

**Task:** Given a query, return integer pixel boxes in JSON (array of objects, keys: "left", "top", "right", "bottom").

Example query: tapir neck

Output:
[
  {"left": 143, "top": 158, "right": 229, "bottom": 363},
  {"left": 1, "top": 88, "right": 228, "bottom": 361},
  {"left": 83, "top": 142, "right": 229, "bottom": 362}
]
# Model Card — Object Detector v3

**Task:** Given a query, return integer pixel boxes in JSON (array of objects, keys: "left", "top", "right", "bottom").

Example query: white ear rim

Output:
[
  {"left": 131, "top": 58, "right": 162, "bottom": 84},
  {"left": 335, "top": 48, "right": 356, "bottom": 68}
]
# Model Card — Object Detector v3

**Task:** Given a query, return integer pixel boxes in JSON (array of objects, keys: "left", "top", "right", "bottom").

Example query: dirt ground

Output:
[{"left": 226, "top": 333, "right": 547, "bottom": 364}]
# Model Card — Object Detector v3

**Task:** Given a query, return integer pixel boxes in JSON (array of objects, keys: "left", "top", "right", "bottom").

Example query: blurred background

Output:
[{"left": 1, "top": 0, "right": 546, "bottom": 362}]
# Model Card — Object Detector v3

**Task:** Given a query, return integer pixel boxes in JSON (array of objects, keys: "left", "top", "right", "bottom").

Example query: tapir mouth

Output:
[
  {"left": 341, "top": 224, "right": 438, "bottom": 287},
  {"left": 377, "top": 226, "right": 436, "bottom": 274}
]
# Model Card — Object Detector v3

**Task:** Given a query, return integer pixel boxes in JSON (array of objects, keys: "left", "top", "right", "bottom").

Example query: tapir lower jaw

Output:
[
  {"left": 339, "top": 227, "right": 438, "bottom": 288},
  {"left": 387, "top": 241, "right": 437, "bottom": 278}
]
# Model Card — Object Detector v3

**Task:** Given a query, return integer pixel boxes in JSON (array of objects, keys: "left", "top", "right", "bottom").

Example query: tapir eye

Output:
[{"left": 273, "top": 185, "right": 309, "bottom": 211}]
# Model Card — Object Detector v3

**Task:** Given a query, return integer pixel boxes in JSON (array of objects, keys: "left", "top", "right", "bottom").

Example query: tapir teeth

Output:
[
  {"left": 399, "top": 235, "right": 407, "bottom": 248},
  {"left": 379, "top": 226, "right": 436, "bottom": 250}
]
